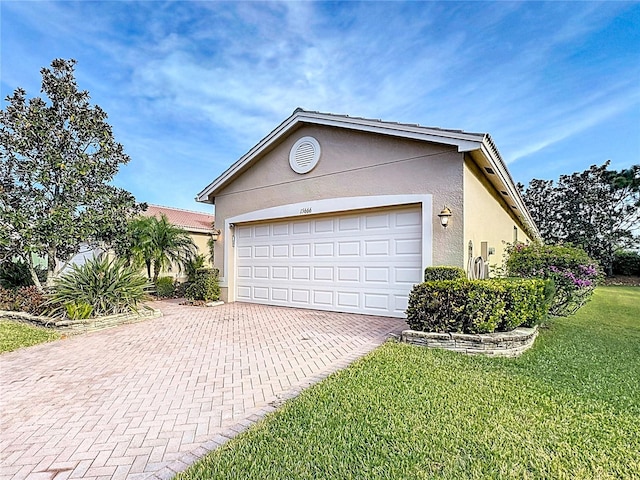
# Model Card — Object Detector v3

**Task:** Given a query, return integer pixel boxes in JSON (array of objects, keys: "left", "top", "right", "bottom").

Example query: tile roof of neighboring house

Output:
[{"left": 142, "top": 205, "right": 214, "bottom": 234}]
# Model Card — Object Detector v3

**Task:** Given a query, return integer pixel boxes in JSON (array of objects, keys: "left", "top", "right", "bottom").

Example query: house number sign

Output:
[{"left": 299, "top": 207, "right": 312, "bottom": 214}]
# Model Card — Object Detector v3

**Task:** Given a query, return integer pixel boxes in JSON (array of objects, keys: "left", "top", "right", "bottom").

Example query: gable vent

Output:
[{"left": 289, "top": 136, "right": 321, "bottom": 174}]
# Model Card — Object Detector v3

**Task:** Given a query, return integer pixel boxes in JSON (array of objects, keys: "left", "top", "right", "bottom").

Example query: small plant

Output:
[
  {"left": 155, "top": 276, "right": 176, "bottom": 298},
  {"left": 185, "top": 268, "right": 220, "bottom": 302},
  {"left": 64, "top": 301, "right": 93, "bottom": 320},
  {"left": 424, "top": 266, "right": 467, "bottom": 281},
  {"left": 48, "top": 254, "right": 151, "bottom": 317},
  {"left": 185, "top": 254, "right": 207, "bottom": 282}
]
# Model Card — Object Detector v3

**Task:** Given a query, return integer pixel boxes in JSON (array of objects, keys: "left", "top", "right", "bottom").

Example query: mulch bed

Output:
[{"left": 602, "top": 276, "right": 640, "bottom": 287}]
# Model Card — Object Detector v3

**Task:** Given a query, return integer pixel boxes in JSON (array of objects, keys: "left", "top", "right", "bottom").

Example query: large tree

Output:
[
  {"left": 519, "top": 161, "right": 640, "bottom": 275},
  {"left": 0, "top": 59, "right": 141, "bottom": 290}
]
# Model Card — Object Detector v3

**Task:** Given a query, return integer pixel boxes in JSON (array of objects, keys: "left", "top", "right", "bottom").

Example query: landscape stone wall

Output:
[{"left": 401, "top": 326, "right": 538, "bottom": 357}]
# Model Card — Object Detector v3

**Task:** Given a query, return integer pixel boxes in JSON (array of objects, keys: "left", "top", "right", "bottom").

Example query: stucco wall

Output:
[
  {"left": 211, "top": 124, "right": 466, "bottom": 296},
  {"left": 463, "top": 157, "right": 532, "bottom": 275},
  {"left": 157, "top": 231, "right": 212, "bottom": 281}
]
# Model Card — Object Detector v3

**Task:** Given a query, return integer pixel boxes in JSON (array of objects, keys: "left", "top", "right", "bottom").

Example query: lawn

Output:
[
  {"left": 0, "top": 319, "right": 60, "bottom": 354},
  {"left": 178, "top": 286, "right": 640, "bottom": 480}
]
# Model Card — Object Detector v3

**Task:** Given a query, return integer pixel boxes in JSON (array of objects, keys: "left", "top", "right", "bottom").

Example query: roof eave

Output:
[
  {"left": 474, "top": 136, "right": 542, "bottom": 241},
  {"left": 196, "top": 110, "right": 486, "bottom": 203}
]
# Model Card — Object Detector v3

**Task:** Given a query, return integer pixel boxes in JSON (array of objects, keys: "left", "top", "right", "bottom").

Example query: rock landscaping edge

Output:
[
  {"left": 401, "top": 326, "right": 538, "bottom": 357},
  {"left": 0, "top": 307, "right": 162, "bottom": 335}
]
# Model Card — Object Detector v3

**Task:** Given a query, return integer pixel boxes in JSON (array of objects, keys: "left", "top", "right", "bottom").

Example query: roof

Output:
[
  {"left": 142, "top": 205, "right": 214, "bottom": 234},
  {"left": 196, "top": 109, "right": 540, "bottom": 240}
]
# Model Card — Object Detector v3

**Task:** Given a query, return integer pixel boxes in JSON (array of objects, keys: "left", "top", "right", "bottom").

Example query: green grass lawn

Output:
[
  {"left": 178, "top": 286, "right": 640, "bottom": 480},
  {"left": 0, "top": 319, "right": 60, "bottom": 354}
]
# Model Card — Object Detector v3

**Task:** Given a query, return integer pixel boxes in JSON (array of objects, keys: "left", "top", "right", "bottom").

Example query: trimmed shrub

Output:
[
  {"left": 185, "top": 268, "right": 220, "bottom": 302},
  {"left": 406, "top": 278, "right": 549, "bottom": 334},
  {"left": 498, "top": 278, "right": 551, "bottom": 330},
  {"left": 505, "top": 242, "right": 601, "bottom": 316},
  {"left": 48, "top": 255, "right": 151, "bottom": 317},
  {"left": 613, "top": 250, "right": 640, "bottom": 276},
  {"left": 424, "top": 266, "right": 467, "bottom": 282},
  {"left": 155, "top": 276, "right": 176, "bottom": 298}
]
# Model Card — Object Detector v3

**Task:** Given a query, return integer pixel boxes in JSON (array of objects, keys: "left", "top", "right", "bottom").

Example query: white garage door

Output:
[{"left": 235, "top": 205, "right": 423, "bottom": 318}]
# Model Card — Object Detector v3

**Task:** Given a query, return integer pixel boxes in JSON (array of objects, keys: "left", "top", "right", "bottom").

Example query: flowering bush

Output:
[{"left": 505, "top": 242, "right": 602, "bottom": 316}]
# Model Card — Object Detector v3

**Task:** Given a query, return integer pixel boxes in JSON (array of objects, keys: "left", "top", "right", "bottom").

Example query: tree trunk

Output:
[
  {"left": 25, "top": 255, "right": 44, "bottom": 292},
  {"left": 46, "top": 248, "right": 57, "bottom": 288}
]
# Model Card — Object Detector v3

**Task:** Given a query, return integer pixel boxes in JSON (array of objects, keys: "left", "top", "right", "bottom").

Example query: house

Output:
[
  {"left": 196, "top": 109, "right": 540, "bottom": 318},
  {"left": 141, "top": 205, "right": 215, "bottom": 279}
]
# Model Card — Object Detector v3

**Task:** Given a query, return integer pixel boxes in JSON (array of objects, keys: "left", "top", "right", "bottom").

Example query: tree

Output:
[
  {"left": 519, "top": 161, "right": 640, "bottom": 275},
  {"left": 121, "top": 214, "right": 197, "bottom": 282},
  {"left": 0, "top": 59, "right": 141, "bottom": 290}
]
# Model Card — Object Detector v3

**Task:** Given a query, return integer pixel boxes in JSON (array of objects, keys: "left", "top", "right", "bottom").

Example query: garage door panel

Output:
[
  {"left": 313, "top": 267, "right": 334, "bottom": 281},
  {"left": 272, "top": 245, "right": 289, "bottom": 257},
  {"left": 291, "top": 289, "right": 311, "bottom": 303},
  {"left": 338, "top": 242, "right": 360, "bottom": 256},
  {"left": 365, "top": 213, "right": 389, "bottom": 229},
  {"left": 236, "top": 206, "right": 422, "bottom": 318},
  {"left": 365, "top": 239, "right": 390, "bottom": 255},
  {"left": 272, "top": 266, "right": 289, "bottom": 280},
  {"left": 292, "top": 222, "right": 311, "bottom": 234},
  {"left": 314, "top": 219, "right": 334, "bottom": 233},
  {"left": 271, "top": 288, "right": 288, "bottom": 301}
]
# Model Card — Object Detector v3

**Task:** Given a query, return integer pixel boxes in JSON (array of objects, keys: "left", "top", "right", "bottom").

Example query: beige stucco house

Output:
[{"left": 196, "top": 109, "right": 540, "bottom": 318}]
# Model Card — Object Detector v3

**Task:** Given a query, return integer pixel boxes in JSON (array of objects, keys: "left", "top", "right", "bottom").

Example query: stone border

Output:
[
  {"left": 401, "top": 326, "right": 538, "bottom": 357},
  {"left": 0, "top": 307, "right": 162, "bottom": 335}
]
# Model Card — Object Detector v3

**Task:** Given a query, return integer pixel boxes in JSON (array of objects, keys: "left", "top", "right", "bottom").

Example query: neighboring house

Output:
[
  {"left": 141, "top": 205, "right": 215, "bottom": 280},
  {"left": 196, "top": 109, "right": 540, "bottom": 318}
]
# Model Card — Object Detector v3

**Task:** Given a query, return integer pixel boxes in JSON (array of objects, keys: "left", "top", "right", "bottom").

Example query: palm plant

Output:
[{"left": 125, "top": 214, "right": 197, "bottom": 281}]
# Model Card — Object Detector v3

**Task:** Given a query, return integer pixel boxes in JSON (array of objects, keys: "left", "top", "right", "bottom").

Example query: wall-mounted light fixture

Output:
[
  {"left": 211, "top": 228, "right": 221, "bottom": 242},
  {"left": 437, "top": 206, "right": 452, "bottom": 228}
]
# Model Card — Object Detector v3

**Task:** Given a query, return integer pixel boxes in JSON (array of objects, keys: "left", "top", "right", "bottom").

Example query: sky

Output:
[{"left": 1, "top": 1, "right": 639, "bottom": 214}]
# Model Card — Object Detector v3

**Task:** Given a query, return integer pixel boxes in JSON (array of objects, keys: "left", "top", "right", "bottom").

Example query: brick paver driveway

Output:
[{"left": 0, "top": 302, "right": 404, "bottom": 480}]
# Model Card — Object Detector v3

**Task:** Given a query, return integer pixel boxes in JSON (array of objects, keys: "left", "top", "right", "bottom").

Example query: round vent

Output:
[{"left": 289, "top": 136, "right": 321, "bottom": 174}]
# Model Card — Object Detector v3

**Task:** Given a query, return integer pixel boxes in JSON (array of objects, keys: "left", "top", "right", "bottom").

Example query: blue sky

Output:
[{"left": 2, "top": 1, "right": 639, "bottom": 214}]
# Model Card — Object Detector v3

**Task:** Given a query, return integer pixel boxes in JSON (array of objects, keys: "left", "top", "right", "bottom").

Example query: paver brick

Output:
[{"left": 1, "top": 302, "right": 403, "bottom": 479}]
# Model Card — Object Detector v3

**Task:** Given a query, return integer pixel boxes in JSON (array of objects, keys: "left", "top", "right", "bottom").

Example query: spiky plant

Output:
[{"left": 48, "top": 254, "right": 151, "bottom": 317}]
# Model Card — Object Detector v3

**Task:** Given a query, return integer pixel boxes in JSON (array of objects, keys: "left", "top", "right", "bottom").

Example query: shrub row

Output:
[
  {"left": 424, "top": 266, "right": 466, "bottom": 281},
  {"left": 406, "top": 278, "right": 550, "bottom": 334},
  {"left": 613, "top": 250, "right": 640, "bottom": 276}
]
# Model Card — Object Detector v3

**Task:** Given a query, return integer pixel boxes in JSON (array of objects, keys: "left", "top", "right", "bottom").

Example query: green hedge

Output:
[
  {"left": 424, "top": 266, "right": 467, "bottom": 282},
  {"left": 185, "top": 268, "right": 220, "bottom": 302},
  {"left": 613, "top": 250, "right": 640, "bottom": 276},
  {"left": 406, "top": 278, "right": 549, "bottom": 334}
]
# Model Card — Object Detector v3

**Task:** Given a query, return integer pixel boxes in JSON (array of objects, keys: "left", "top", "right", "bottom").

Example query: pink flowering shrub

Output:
[{"left": 505, "top": 242, "right": 602, "bottom": 316}]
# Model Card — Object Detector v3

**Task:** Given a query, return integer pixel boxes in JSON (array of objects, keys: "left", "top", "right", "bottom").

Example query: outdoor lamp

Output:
[
  {"left": 438, "top": 207, "right": 452, "bottom": 228},
  {"left": 211, "top": 228, "right": 221, "bottom": 242}
]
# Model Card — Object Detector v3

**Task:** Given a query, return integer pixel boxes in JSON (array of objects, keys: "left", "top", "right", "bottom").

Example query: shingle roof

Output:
[{"left": 142, "top": 205, "right": 214, "bottom": 233}]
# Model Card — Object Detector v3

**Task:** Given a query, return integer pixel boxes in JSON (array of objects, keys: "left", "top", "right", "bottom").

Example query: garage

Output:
[{"left": 235, "top": 205, "right": 423, "bottom": 318}]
